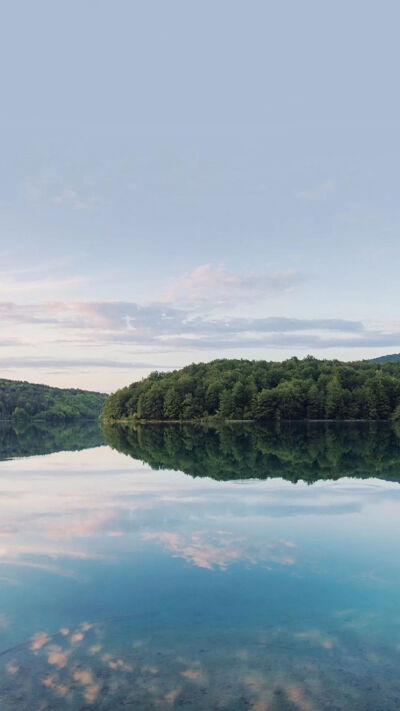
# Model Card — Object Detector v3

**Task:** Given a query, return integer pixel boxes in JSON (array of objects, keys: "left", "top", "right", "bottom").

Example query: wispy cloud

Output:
[
  {"left": 22, "top": 173, "right": 97, "bottom": 211},
  {"left": 161, "top": 264, "right": 304, "bottom": 306},
  {"left": 0, "top": 357, "right": 175, "bottom": 370},
  {"left": 142, "top": 529, "right": 296, "bottom": 570},
  {"left": 296, "top": 180, "right": 335, "bottom": 200},
  {"left": 22, "top": 179, "right": 44, "bottom": 203},
  {"left": 52, "top": 188, "right": 97, "bottom": 210},
  {"left": 0, "top": 338, "right": 23, "bottom": 347},
  {"left": 1, "top": 299, "right": 399, "bottom": 351},
  {"left": 0, "top": 265, "right": 398, "bottom": 359},
  {"left": 0, "top": 277, "right": 85, "bottom": 299},
  {"left": 0, "top": 259, "right": 87, "bottom": 299}
]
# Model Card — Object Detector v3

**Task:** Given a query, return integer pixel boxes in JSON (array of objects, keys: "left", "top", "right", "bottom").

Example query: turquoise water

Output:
[{"left": 0, "top": 423, "right": 399, "bottom": 709}]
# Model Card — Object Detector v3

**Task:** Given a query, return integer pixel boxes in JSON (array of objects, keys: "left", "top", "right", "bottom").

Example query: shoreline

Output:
[{"left": 101, "top": 417, "right": 393, "bottom": 425}]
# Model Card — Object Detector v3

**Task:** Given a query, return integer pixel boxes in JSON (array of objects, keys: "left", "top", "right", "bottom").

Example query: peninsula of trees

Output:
[
  {"left": 101, "top": 357, "right": 400, "bottom": 422},
  {"left": 0, "top": 378, "right": 106, "bottom": 422}
]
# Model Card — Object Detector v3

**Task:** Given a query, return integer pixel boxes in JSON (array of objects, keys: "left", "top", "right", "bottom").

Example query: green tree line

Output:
[
  {"left": 101, "top": 357, "right": 400, "bottom": 422},
  {"left": 0, "top": 378, "right": 106, "bottom": 422}
]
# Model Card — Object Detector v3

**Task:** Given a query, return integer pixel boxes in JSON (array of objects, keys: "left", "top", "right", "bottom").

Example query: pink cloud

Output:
[
  {"left": 161, "top": 264, "right": 303, "bottom": 306},
  {"left": 142, "top": 530, "right": 296, "bottom": 571},
  {"left": 30, "top": 632, "right": 50, "bottom": 651}
]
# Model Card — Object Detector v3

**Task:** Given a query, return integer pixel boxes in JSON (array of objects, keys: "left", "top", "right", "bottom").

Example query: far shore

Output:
[{"left": 101, "top": 417, "right": 394, "bottom": 425}]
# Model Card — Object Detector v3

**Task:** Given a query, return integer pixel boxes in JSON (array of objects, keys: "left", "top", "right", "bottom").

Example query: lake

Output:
[{"left": 0, "top": 421, "right": 399, "bottom": 709}]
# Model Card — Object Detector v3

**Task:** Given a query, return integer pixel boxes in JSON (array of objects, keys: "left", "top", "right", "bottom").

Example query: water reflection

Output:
[
  {"left": 0, "top": 420, "right": 104, "bottom": 461},
  {"left": 0, "top": 423, "right": 399, "bottom": 708},
  {"left": 102, "top": 420, "right": 400, "bottom": 482},
  {"left": 2, "top": 613, "right": 400, "bottom": 710}
]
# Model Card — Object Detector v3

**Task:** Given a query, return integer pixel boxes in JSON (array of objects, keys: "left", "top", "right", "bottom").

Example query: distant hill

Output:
[
  {"left": 101, "top": 356, "right": 400, "bottom": 422},
  {"left": 0, "top": 378, "right": 106, "bottom": 422},
  {"left": 371, "top": 354, "right": 400, "bottom": 363}
]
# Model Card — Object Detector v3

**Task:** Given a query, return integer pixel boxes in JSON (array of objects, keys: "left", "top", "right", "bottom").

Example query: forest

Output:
[
  {"left": 0, "top": 378, "right": 106, "bottom": 422},
  {"left": 101, "top": 357, "right": 400, "bottom": 422},
  {"left": 102, "top": 421, "right": 400, "bottom": 484}
]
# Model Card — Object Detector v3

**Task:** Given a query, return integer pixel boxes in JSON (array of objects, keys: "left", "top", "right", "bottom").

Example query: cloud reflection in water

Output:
[{"left": 0, "top": 425, "right": 399, "bottom": 708}]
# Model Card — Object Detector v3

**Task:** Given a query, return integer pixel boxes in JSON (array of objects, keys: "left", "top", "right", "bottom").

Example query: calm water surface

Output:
[{"left": 0, "top": 422, "right": 399, "bottom": 710}]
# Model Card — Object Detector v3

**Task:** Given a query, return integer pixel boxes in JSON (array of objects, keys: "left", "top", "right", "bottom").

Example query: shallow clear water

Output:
[{"left": 0, "top": 422, "right": 399, "bottom": 709}]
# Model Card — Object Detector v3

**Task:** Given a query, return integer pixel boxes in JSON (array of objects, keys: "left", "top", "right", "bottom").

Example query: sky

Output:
[{"left": 1, "top": 0, "right": 400, "bottom": 392}]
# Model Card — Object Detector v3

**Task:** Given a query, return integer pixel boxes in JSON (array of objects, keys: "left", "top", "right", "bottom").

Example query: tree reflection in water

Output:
[{"left": 102, "top": 421, "right": 400, "bottom": 483}]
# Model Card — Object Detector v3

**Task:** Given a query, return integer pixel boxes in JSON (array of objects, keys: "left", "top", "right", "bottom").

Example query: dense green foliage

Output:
[
  {"left": 101, "top": 357, "right": 400, "bottom": 422},
  {"left": 0, "top": 378, "right": 106, "bottom": 422},
  {"left": 0, "top": 421, "right": 104, "bottom": 460},
  {"left": 102, "top": 421, "right": 400, "bottom": 483}
]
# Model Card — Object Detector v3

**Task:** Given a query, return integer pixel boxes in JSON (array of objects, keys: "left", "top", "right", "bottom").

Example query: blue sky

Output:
[{"left": 1, "top": 0, "right": 400, "bottom": 391}]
